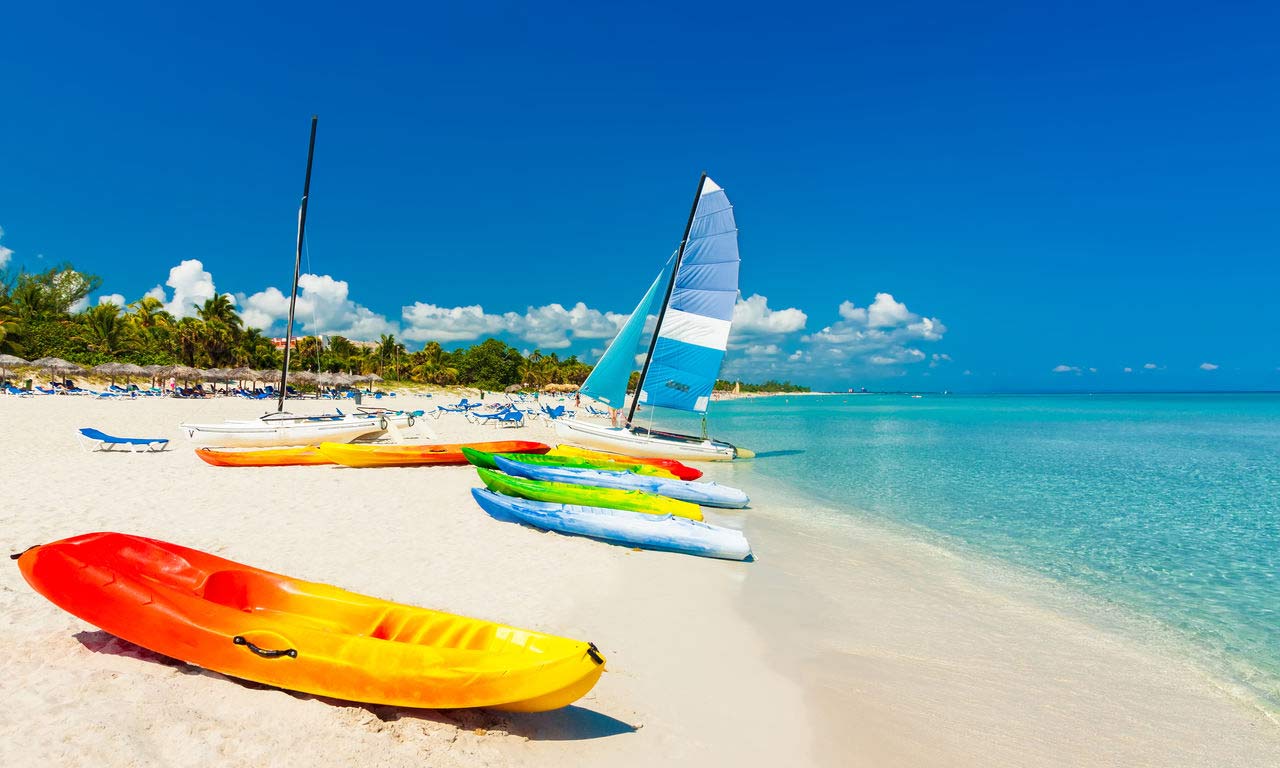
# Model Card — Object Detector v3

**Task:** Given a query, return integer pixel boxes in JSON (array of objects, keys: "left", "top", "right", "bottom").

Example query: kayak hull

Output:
[
  {"left": 15, "top": 533, "right": 604, "bottom": 711},
  {"left": 181, "top": 411, "right": 419, "bottom": 448},
  {"left": 472, "top": 489, "right": 751, "bottom": 561},
  {"left": 555, "top": 420, "right": 736, "bottom": 462},
  {"left": 476, "top": 467, "right": 702, "bottom": 520},
  {"left": 549, "top": 445, "right": 703, "bottom": 481},
  {"left": 460, "top": 447, "right": 679, "bottom": 479},
  {"left": 195, "top": 446, "right": 334, "bottom": 467},
  {"left": 318, "top": 441, "right": 549, "bottom": 468},
  {"left": 493, "top": 455, "right": 749, "bottom": 508}
]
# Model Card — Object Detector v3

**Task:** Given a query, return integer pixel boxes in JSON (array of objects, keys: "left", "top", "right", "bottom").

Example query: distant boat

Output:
[
  {"left": 557, "top": 174, "right": 747, "bottom": 461},
  {"left": 180, "top": 116, "right": 410, "bottom": 447}
]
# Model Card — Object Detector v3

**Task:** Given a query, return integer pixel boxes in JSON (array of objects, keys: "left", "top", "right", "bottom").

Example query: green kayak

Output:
[
  {"left": 461, "top": 447, "right": 678, "bottom": 479},
  {"left": 475, "top": 468, "right": 702, "bottom": 520}
]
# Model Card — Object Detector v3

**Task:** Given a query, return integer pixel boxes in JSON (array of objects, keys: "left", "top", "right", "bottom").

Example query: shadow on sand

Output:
[{"left": 74, "top": 630, "right": 636, "bottom": 741}]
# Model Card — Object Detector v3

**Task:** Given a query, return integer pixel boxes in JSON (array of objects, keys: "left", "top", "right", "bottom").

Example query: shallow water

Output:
[{"left": 676, "top": 393, "right": 1280, "bottom": 708}]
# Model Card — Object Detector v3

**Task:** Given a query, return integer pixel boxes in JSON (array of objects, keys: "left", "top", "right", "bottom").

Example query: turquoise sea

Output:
[{"left": 687, "top": 394, "right": 1279, "bottom": 708}]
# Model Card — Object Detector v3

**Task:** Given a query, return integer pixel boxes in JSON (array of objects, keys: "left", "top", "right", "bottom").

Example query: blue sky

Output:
[{"left": 2, "top": 2, "right": 1277, "bottom": 391}]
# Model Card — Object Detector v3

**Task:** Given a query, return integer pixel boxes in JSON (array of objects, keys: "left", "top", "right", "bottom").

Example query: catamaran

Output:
[
  {"left": 556, "top": 174, "right": 749, "bottom": 461},
  {"left": 180, "top": 116, "right": 416, "bottom": 448}
]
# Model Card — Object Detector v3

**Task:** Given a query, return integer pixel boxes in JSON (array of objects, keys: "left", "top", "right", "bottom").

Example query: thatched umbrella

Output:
[
  {"left": 116, "top": 363, "right": 149, "bottom": 386},
  {"left": 91, "top": 362, "right": 128, "bottom": 385},
  {"left": 31, "top": 357, "right": 85, "bottom": 378},
  {"left": 202, "top": 367, "right": 231, "bottom": 382},
  {"left": 156, "top": 364, "right": 201, "bottom": 382},
  {"left": 0, "top": 353, "right": 29, "bottom": 380}
]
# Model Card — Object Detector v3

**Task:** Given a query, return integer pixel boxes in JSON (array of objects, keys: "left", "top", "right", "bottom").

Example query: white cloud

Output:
[
  {"left": 1089, "top": 367, "right": 1098, "bottom": 373},
  {"left": 1200, "top": 362, "right": 1219, "bottom": 371},
  {"left": 1053, "top": 364, "right": 1081, "bottom": 374},
  {"left": 929, "top": 353, "right": 952, "bottom": 368},
  {"left": 743, "top": 343, "right": 781, "bottom": 358},
  {"left": 865, "top": 293, "right": 913, "bottom": 327},
  {"left": 731, "top": 294, "right": 807, "bottom": 340},
  {"left": 800, "top": 293, "right": 946, "bottom": 370},
  {"left": 1124, "top": 367, "right": 1133, "bottom": 373},
  {"left": 149, "top": 259, "right": 217, "bottom": 318},
  {"left": 98, "top": 293, "right": 126, "bottom": 307},
  {"left": 0, "top": 225, "right": 12, "bottom": 269},
  {"left": 239, "top": 273, "right": 397, "bottom": 339},
  {"left": 1143, "top": 362, "right": 1158, "bottom": 370}
]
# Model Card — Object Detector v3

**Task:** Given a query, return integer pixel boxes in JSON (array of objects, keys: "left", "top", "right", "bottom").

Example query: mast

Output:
[
  {"left": 277, "top": 115, "right": 318, "bottom": 413},
  {"left": 626, "top": 171, "right": 707, "bottom": 427}
]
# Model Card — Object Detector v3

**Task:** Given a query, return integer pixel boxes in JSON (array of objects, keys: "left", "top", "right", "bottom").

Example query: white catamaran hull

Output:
[
  {"left": 180, "top": 413, "right": 414, "bottom": 448},
  {"left": 555, "top": 419, "right": 736, "bottom": 462}
]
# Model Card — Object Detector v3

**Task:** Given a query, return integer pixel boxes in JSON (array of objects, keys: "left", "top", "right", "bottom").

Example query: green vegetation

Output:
[
  {"left": 0, "top": 264, "right": 600, "bottom": 389},
  {"left": 713, "top": 379, "right": 810, "bottom": 393},
  {"left": 0, "top": 262, "right": 808, "bottom": 393}
]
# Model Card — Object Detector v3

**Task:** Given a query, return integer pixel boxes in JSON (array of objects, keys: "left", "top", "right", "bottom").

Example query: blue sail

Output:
[
  {"left": 639, "top": 178, "right": 739, "bottom": 414},
  {"left": 579, "top": 268, "right": 667, "bottom": 409}
]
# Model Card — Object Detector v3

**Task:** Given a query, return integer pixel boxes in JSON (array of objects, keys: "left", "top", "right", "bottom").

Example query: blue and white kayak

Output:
[
  {"left": 492, "top": 454, "right": 750, "bottom": 509},
  {"left": 471, "top": 488, "right": 752, "bottom": 561}
]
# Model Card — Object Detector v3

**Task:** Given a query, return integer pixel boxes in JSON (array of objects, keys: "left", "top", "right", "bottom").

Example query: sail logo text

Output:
[{"left": 665, "top": 380, "right": 690, "bottom": 393}]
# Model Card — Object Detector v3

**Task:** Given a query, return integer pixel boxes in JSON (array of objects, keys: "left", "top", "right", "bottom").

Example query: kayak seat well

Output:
[{"left": 366, "top": 607, "right": 498, "bottom": 650}]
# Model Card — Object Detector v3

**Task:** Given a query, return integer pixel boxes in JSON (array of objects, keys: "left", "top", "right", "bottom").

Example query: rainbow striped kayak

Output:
[{"left": 476, "top": 468, "right": 702, "bottom": 520}]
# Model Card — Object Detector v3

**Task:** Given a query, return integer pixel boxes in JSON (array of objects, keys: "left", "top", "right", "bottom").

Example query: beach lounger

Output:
[
  {"left": 77, "top": 428, "right": 170, "bottom": 453},
  {"left": 5, "top": 385, "right": 32, "bottom": 397}
]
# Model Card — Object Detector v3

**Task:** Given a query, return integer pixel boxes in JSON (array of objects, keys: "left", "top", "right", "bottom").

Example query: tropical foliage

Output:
[{"left": 0, "top": 262, "right": 807, "bottom": 392}]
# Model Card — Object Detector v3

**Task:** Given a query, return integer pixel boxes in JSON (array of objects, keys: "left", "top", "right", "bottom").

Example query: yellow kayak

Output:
[{"left": 18, "top": 532, "right": 605, "bottom": 711}]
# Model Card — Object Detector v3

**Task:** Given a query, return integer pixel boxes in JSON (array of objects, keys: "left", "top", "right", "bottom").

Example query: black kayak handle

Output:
[{"left": 233, "top": 635, "right": 297, "bottom": 659}]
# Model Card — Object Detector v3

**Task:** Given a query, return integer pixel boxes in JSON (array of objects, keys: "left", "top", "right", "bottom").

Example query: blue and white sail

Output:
[
  {"left": 638, "top": 177, "right": 739, "bottom": 414},
  {"left": 579, "top": 267, "right": 668, "bottom": 409}
]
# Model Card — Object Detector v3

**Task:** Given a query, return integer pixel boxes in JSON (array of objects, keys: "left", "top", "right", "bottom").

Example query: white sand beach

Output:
[{"left": 2, "top": 393, "right": 1278, "bottom": 767}]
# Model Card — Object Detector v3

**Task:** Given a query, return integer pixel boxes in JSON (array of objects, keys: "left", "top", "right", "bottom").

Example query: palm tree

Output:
[
  {"left": 196, "top": 294, "right": 242, "bottom": 332},
  {"left": 76, "top": 302, "right": 134, "bottom": 358},
  {"left": 0, "top": 298, "right": 21, "bottom": 354},
  {"left": 128, "top": 296, "right": 174, "bottom": 332},
  {"left": 412, "top": 341, "right": 458, "bottom": 385}
]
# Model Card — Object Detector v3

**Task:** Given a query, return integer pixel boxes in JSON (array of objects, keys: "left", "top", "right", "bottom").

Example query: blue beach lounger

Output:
[{"left": 77, "top": 428, "right": 170, "bottom": 453}]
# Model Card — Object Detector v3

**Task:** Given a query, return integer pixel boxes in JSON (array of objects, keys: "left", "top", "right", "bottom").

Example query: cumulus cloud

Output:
[
  {"left": 239, "top": 273, "right": 396, "bottom": 339},
  {"left": 730, "top": 294, "right": 807, "bottom": 340},
  {"left": 1200, "top": 362, "right": 1219, "bottom": 371},
  {"left": 0, "top": 225, "right": 12, "bottom": 269},
  {"left": 1124, "top": 367, "right": 1133, "bottom": 373},
  {"left": 743, "top": 343, "right": 781, "bottom": 358},
  {"left": 1053, "top": 364, "right": 1081, "bottom": 373},
  {"left": 98, "top": 293, "right": 126, "bottom": 307},
  {"left": 801, "top": 292, "right": 946, "bottom": 370},
  {"left": 930, "top": 353, "right": 952, "bottom": 368},
  {"left": 148, "top": 259, "right": 217, "bottom": 318},
  {"left": 401, "top": 301, "right": 626, "bottom": 349},
  {"left": 865, "top": 293, "right": 913, "bottom": 327},
  {"left": 1143, "top": 362, "right": 1158, "bottom": 370}
]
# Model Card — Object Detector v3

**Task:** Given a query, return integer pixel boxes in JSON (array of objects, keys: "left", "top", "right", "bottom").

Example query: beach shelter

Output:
[
  {"left": 117, "top": 363, "right": 149, "bottom": 386},
  {"left": 0, "top": 353, "right": 29, "bottom": 381},
  {"left": 31, "top": 357, "right": 86, "bottom": 383},
  {"left": 91, "top": 362, "right": 128, "bottom": 386}
]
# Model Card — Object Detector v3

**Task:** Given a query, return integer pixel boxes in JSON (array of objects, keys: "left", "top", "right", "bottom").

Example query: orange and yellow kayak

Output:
[
  {"left": 318, "top": 440, "right": 549, "bottom": 468},
  {"left": 15, "top": 533, "right": 605, "bottom": 711},
  {"left": 549, "top": 445, "right": 703, "bottom": 480},
  {"left": 195, "top": 446, "right": 334, "bottom": 467}
]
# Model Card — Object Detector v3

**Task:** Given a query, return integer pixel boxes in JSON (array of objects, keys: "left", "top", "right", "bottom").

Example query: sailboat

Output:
[
  {"left": 556, "top": 174, "right": 748, "bottom": 461},
  {"left": 181, "top": 117, "right": 416, "bottom": 448}
]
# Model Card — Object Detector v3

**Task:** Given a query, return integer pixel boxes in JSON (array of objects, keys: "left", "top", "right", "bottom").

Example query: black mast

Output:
[
  {"left": 626, "top": 171, "right": 707, "bottom": 427},
  {"left": 277, "top": 115, "right": 318, "bottom": 413}
]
